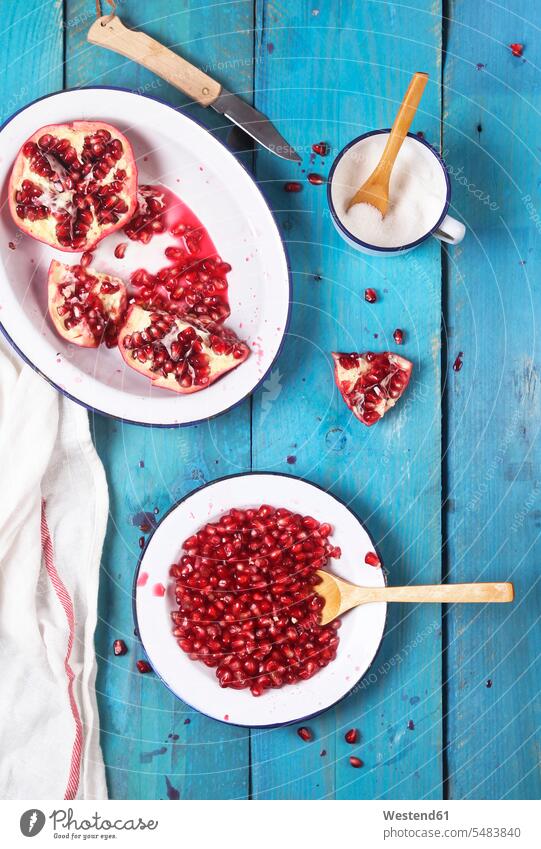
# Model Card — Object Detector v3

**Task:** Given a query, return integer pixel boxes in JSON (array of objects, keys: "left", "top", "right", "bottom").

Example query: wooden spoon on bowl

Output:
[
  {"left": 347, "top": 71, "right": 429, "bottom": 215},
  {"left": 316, "top": 570, "right": 514, "bottom": 626}
]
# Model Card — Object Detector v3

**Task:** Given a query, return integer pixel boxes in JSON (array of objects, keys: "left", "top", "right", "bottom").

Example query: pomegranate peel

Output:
[
  {"left": 48, "top": 259, "right": 127, "bottom": 348},
  {"left": 332, "top": 351, "right": 413, "bottom": 426},
  {"left": 118, "top": 305, "right": 249, "bottom": 394},
  {"left": 9, "top": 121, "right": 138, "bottom": 252}
]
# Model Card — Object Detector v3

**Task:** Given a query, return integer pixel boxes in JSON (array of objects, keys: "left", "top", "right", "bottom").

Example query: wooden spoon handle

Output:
[
  {"left": 375, "top": 72, "right": 429, "bottom": 180},
  {"left": 88, "top": 15, "right": 222, "bottom": 106},
  {"left": 358, "top": 582, "right": 514, "bottom": 604}
]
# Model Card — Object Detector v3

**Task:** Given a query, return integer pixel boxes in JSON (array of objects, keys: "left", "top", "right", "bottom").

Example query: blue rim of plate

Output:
[
  {"left": 0, "top": 86, "right": 292, "bottom": 428},
  {"left": 327, "top": 129, "right": 452, "bottom": 253},
  {"left": 132, "top": 471, "right": 389, "bottom": 729}
]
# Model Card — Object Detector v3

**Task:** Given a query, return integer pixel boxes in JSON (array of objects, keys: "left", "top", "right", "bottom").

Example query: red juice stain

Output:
[
  {"left": 184, "top": 718, "right": 191, "bottom": 725},
  {"left": 476, "top": 63, "right": 485, "bottom": 70},
  {"left": 453, "top": 352, "right": 464, "bottom": 372},
  {"left": 408, "top": 720, "right": 415, "bottom": 730},
  {"left": 138, "top": 459, "right": 145, "bottom": 468},
  {"left": 132, "top": 511, "right": 158, "bottom": 531},
  {"left": 224, "top": 714, "right": 229, "bottom": 721},
  {"left": 165, "top": 777, "right": 180, "bottom": 800},
  {"left": 153, "top": 583, "right": 166, "bottom": 597},
  {"left": 267, "top": 42, "right": 274, "bottom": 53},
  {"left": 137, "top": 571, "right": 149, "bottom": 587}
]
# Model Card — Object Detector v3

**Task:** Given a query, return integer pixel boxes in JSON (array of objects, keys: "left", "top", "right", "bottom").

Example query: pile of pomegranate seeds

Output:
[
  {"left": 332, "top": 351, "right": 413, "bottom": 426},
  {"left": 170, "top": 505, "right": 342, "bottom": 696}
]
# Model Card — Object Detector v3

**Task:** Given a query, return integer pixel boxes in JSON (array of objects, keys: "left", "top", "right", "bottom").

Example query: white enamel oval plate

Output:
[
  {"left": 134, "top": 473, "right": 387, "bottom": 727},
  {"left": 0, "top": 88, "right": 290, "bottom": 425}
]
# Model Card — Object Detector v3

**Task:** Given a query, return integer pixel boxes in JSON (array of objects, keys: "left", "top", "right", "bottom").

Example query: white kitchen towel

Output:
[{"left": 0, "top": 337, "right": 108, "bottom": 800}]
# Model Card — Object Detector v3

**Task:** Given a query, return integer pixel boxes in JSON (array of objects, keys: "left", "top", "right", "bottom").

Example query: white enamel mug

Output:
[{"left": 327, "top": 129, "right": 466, "bottom": 257}]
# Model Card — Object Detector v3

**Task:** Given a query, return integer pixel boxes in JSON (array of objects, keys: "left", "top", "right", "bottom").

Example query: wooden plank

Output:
[
  {"left": 250, "top": 0, "right": 443, "bottom": 799},
  {"left": 0, "top": 0, "right": 62, "bottom": 125},
  {"left": 65, "top": 0, "right": 254, "bottom": 799},
  {"left": 443, "top": 0, "right": 541, "bottom": 800}
]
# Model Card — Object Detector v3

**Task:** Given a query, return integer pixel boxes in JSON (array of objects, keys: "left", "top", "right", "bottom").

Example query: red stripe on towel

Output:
[{"left": 41, "top": 500, "right": 83, "bottom": 800}]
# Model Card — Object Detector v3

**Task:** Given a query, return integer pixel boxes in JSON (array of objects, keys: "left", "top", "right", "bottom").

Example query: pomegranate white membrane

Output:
[{"left": 330, "top": 133, "right": 447, "bottom": 248}]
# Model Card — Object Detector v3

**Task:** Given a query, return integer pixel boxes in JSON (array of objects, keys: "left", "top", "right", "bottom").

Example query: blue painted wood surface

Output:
[{"left": 0, "top": 0, "right": 538, "bottom": 801}]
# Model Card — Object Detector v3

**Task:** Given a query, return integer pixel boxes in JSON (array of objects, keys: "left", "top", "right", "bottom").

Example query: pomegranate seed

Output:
[
  {"left": 510, "top": 43, "right": 524, "bottom": 57},
  {"left": 297, "top": 727, "right": 313, "bottom": 742},
  {"left": 364, "top": 551, "right": 381, "bottom": 568},
  {"left": 393, "top": 328, "right": 404, "bottom": 345},
  {"left": 486, "top": 679, "right": 493, "bottom": 688},
  {"left": 284, "top": 181, "right": 302, "bottom": 192},
  {"left": 364, "top": 288, "right": 377, "bottom": 303},
  {"left": 139, "top": 536, "right": 145, "bottom": 549},
  {"left": 345, "top": 728, "right": 358, "bottom": 744},
  {"left": 8, "top": 241, "right": 16, "bottom": 250},
  {"left": 312, "top": 141, "right": 329, "bottom": 157},
  {"left": 114, "top": 242, "right": 128, "bottom": 259},
  {"left": 453, "top": 352, "right": 463, "bottom": 372},
  {"left": 349, "top": 756, "right": 363, "bottom": 768},
  {"left": 408, "top": 720, "right": 415, "bottom": 730},
  {"left": 136, "top": 660, "right": 152, "bottom": 673},
  {"left": 80, "top": 251, "right": 93, "bottom": 267},
  {"left": 113, "top": 639, "right": 128, "bottom": 656},
  {"left": 307, "top": 173, "right": 326, "bottom": 186}
]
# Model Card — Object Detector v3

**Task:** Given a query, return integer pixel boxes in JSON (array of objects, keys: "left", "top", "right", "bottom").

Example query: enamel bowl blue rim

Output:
[
  {"left": 132, "top": 471, "right": 389, "bottom": 729},
  {"left": 0, "top": 86, "right": 292, "bottom": 428}
]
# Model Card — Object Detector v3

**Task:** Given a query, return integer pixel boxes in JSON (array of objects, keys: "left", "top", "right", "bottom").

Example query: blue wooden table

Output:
[{"left": 2, "top": 0, "right": 539, "bottom": 800}]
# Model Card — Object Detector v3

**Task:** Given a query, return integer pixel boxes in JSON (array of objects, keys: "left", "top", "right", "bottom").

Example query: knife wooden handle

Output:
[{"left": 88, "top": 15, "right": 221, "bottom": 107}]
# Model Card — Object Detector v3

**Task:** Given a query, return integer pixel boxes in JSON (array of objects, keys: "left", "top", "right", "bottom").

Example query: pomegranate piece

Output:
[
  {"left": 364, "top": 288, "right": 377, "bottom": 303},
  {"left": 118, "top": 305, "right": 249, "bottom": 394},
  {"left": 393, "top": 328, "right": 404, "bottom": 345},
  {"left": 136, "top": 660, "right": 152, "bottom": 673},
  {"left": 297, "top": 727, "right": 313, "bottom": 742},
  {"left": 170, "top": 505, "right": 342, "bottom": 695},
  {"left": 48, "top": 259, "right": 127, "bottom": 348},
  {"left": 9, "top": 121, "right": 137, "bottom": 251},
  {"left": 113, "top": 639, "right": 128, "bottom": 656},
  {"left": 332, "top": 351, "right": 413, "bottom": 426},
  {"left": 510, "top": 43, "right": 524, "bottom": 57},
  {"left": 345, "top": 728, "right": 358, "bottom": 744}
]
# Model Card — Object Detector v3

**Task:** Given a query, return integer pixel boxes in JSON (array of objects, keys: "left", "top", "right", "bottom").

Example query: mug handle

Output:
[{"left": 434, "top": 214, "right": 465, "bottom": 245}]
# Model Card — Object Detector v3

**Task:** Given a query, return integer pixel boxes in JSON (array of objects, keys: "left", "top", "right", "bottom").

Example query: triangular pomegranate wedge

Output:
[
  {"left": 118, "top": 305, "right": 250, "bottom": 394},
  {"left": 332, "top": 351, "right": 413, "bottom": 426},
  {"left": 48, "top": 259, "right": 127, "bottom": 348}
]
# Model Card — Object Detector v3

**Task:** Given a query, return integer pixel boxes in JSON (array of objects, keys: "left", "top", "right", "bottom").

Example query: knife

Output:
[{"left": 88, "top": 15, "right": 301, "bottom": 162}]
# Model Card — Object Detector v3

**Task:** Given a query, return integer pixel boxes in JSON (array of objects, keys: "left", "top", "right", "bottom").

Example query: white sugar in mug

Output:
[{"left": 327, "top": 130, "right": 466, "bottom": 257}]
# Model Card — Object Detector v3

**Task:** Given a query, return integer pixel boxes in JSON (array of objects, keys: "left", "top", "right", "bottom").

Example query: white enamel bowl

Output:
[
  {"left": 134, "top": 473, "right": 387, "bottom": 727},
  {"left": 0, "top": 88, "right": 290, "bottom": 425}
]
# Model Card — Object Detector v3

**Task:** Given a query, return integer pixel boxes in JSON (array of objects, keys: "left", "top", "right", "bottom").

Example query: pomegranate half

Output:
[
  {"left": 118, "top": 305, "right": 250, "bottom": 393},
  {"left": 48, "top": 259, "right": 127, "bottom": 348},
  {"left": 332, "top": 350, "right": 413, "bottom": 425},
  {"left": 9, "top": 121, "right": 138, "bottom": 251}
]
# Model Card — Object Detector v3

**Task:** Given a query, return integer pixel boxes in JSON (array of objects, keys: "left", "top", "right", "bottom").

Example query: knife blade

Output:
[{"left": 88, "top": 15, "right": 301, "bottom": 163}]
